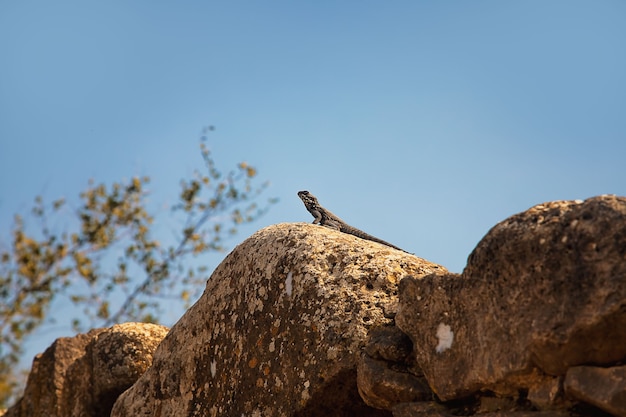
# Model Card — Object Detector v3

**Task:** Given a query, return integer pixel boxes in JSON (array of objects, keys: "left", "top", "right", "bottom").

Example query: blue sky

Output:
[{"left": 1, "top": 1, "right": 625, "bottom": 364}]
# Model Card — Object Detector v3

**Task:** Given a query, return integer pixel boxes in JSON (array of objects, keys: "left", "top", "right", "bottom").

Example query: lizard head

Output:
[{"left": 297, "top": 190, "right": 318, "bottom": 206}]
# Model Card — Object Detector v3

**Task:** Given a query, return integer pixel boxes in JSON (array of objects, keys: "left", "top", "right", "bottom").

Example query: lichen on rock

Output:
[
  {"left": 396, "top": 195, "right": 626, "bottom": 412},
  {"left": 111, "top": 223, "right": 443, "bottom": 417}
]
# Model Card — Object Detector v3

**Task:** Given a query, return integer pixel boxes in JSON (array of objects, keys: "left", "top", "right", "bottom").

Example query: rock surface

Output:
[
  {"left": 526, "top": 375, "right": 567, "bottom": 411},
  {"left": 357, "top": 326, "right": 432, "bottom": 410},
  {"left": 564, "top": 365, "right": 626, "bottom": 417},
  {"left": 391, "top": 401, "right": 570, "bottom": 417},
  {"left": 5, "top": 323, "right": 168, "bottom": 417},
  {"left": 111, "top": 223, "right": 444, "bottom": 417},
  {"left": 395, "top": 195, "right": 626, "bottom": 403}
]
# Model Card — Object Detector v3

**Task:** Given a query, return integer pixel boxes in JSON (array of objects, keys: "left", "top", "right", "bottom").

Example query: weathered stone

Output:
[
  {"left": 477, "top": 395, "right": 518, "bottom": 413},
  {"left": 5, "top": 323, "right": 168, "bottom": 417},
  {"left": 357, "top": 354, "right": 432, "bottom": 410},
  {"left": 527, "top": 376, "right": 566, "bottom": 410},
  {"left": 91, "top": 323, "right": 170, "bottom": 414},
  {"left": 364, "top": 326, "right": 413, "bottom": 363},
  {"left": 564, "top": 365, "right": 626, "bottom": 417},
  {"left": 392, "top": 400, "right": 570, "bottom": 417},
  {"left": 111, "top": 223, "right": 444, "bottom": 417},
  {"left": 358, "top": 326, "right": 432, "bottom": 410},
  {"left": 391, "top": 401, "right": 450, "bottom": 417},
  {"left": 474, "top": 413, "right": 568, "bottom": 417},
  {"left": 5, "top": 329, "right": 103, "bottom": 417},
  {"left": 396, "top": 195, "right": 626, "bottom": 401}
]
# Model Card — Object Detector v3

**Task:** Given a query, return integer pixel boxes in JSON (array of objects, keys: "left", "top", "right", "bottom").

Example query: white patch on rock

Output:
[
  {"left": 327, "top": 346, "right": 338, "bottom": 360},
  {"left": 210, "top": 360, "right": 217, "bottom": 378},
  {"left": 301, "top": 380, "right": 311, "bottom": 402},
  {"left": 435, "top": 323, "right": 454, "bottom": 353},
  {"left": 285, "top": 271, "right": 293, "bottom": 297}
]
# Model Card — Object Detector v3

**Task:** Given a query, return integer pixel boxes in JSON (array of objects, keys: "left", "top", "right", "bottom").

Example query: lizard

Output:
[{"left": 297, "top": 190, "right": 409, "bottom": 253}]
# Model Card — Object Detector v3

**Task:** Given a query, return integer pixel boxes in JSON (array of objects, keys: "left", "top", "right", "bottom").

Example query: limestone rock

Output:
[
  {"left": 363, "top": 326, "right": 413, "bottom": 364},
  {"left": 91, "top": 323, "right": 170, "bottom": 413},
  {"left": 111, "top": 223, "right": 444, "bottom": 417},
  {"left": 564, "top": 365, "right": 626, "bottom": 417},
  {"left": 396, "top": 195, "right": 626, "bottom": 401},
  {"left": 392, "top": 400, "right": 570, "bottom": 417},
  {"left": 391, "top": 401, "right": 450, "bottom": 417},
  {"left": 5, "top": 322, "right": 168, "bottom": 417},
  {"left": 392, "top": 404, "right": 569, "bottom": 417},
  {"left": 526, "top": 376, "right": 566, "bottom": 410},
  {"left": 357, "top": 354, "right": 431, "bottom": 410},
  {"left": 5, "top": 329, "right": 103, "bottom": 417},
  {"left": 391, "top": 398, "right": 572, "bottom": 417},
  {"left": 358, "top": 326, "right": 432, "bottom": 410}
]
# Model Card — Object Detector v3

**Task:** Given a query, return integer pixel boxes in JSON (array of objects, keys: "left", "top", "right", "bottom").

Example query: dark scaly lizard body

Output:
[{"left": 297, "top": 190, "right": 409, "bottom": 253}]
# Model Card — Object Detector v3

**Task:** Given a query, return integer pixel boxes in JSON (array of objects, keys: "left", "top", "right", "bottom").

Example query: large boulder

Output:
[
  {"left": 111, "top": 223, "right": 444, "bottom": 417},
  {"left": 5, "top": 323, "right": 168, "bottom": 417},
  {"left": 396, "top": 195, "right": 626, "bottom": 404}
]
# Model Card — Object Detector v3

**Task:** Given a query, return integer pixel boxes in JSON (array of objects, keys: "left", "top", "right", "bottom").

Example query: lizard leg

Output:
[
  {"left": 310, "top": 209, "right": 323, "bottom": 224},
  {"left": 323, "top": 220, "right": 342, "bottom": 231}
]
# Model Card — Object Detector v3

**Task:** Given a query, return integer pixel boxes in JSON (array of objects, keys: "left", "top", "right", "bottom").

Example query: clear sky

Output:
[{"left": 1, "top": 1, "right": 625, "bottom": 364}]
